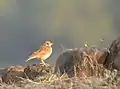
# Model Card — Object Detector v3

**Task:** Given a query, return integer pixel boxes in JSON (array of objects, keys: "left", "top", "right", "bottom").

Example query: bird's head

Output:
[{"left": 43, "top": 41, "right": 54, "bottom": 47}]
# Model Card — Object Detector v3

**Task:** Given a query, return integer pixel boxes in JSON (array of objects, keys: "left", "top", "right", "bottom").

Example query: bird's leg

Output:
[
  {"left": 41, "top": 60, "right": 50, "bottom": 66},
  {"left": 41, "top": 60, "right": 46, "bottom": 65}
]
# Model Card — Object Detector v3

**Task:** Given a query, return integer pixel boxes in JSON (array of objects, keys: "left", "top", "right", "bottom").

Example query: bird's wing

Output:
[
  {"left": 25, "top": 46, "right": 51, "bottom": 62},
  {"left": 29, "top": 46, "right": 50, "bottom": 57},
  {"left": 38, "top": 46, "right": 51, "bottom": 55}
]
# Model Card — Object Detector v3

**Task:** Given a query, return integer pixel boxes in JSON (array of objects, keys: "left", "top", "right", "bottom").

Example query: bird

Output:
[{"left": 25, "top": 41, "right": 54, "bottom": 65}]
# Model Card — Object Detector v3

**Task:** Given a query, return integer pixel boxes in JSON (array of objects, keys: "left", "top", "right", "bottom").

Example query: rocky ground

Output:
[{"left": 0, "top": 68, "right": 119, "bottom": 89}]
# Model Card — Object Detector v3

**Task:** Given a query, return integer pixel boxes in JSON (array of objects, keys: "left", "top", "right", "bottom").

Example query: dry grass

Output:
[
  {"left": 0, "top": 73, "right": 119, "bottom": 89},
  {"left": 0, "top": 62, "right": 119, "bottom": 89}
]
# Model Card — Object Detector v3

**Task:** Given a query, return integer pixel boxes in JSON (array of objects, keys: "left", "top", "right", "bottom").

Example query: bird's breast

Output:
[{"left": 40, "top": 48, "right": 52, "bottom": 60}]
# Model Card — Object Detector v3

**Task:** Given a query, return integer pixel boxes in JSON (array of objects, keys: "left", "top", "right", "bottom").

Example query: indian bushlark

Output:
[{"left": 25, "top": 41, "right": 54, "bottom": 65}]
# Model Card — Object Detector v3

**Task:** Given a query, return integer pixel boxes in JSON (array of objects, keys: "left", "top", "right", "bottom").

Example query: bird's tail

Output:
[{"left": 25, "top": 56, "right": 35, "bottom": 62}]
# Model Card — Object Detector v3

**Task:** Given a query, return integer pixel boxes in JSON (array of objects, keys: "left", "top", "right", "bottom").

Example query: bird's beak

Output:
[{"left": 51, "top": 42, "right": 54, "bottom": 45}]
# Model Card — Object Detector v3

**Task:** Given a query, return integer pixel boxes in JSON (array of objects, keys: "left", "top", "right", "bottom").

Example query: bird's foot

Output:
[
  {"left": 40, "top": 63, "right": 50, "bottom": 66},
  {"left": 44, "top": 63, "right": 50, "bottom": 66}
]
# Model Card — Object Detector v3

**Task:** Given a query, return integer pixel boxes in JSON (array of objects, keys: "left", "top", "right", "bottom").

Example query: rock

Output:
[
  {"left": 54, "top": 47, "right": 108, "bottom": 77},
  {"left": 2, "top": 65, "right": 26, "bottom": 84},
  {"left": 24, "top": 63, "right": 53, "bottom": 80},
  {"left": 104, "top": 37, "right": 120, "bottom": 72}
]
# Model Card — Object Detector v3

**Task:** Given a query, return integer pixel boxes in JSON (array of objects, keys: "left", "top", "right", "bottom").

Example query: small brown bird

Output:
[{"left": 25, "top": 41, "right": 54, "bottom": 65}]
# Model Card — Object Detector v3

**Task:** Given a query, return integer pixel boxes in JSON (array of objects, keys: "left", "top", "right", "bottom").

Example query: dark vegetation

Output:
[{"left": 0, "top": 37, "right": 120, "bottom": 89}]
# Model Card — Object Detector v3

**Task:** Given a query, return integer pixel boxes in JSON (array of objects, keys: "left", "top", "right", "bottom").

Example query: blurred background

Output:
[{"left": 0, "top": 0, "right": 119, "bottom": 67}]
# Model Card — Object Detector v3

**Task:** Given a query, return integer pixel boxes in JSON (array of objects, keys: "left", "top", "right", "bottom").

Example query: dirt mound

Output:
[
  {"left": 54, "top": 47, "right": 108, "bottom": 77},
  {"left": 24, "top": 63, "right": 52, "bottom": 80},
  {"left": 104, "top": 37, "right": 120, "bottom": 72},
  {"left": 1, "top": 64, "right": 53, "bottom": 84},
  {"left": 2, "top": 65, "right": 25, "bottom": 84}
]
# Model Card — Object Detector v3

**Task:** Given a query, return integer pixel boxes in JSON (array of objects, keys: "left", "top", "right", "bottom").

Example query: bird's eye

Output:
[{"left": 46, "top": 42, "right": 49, "bottom": 45}]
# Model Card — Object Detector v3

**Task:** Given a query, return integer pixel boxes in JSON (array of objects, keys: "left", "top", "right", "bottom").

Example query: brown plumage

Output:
[{"left": 25, "top": 41, "right": 54, "bottom": 65}]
